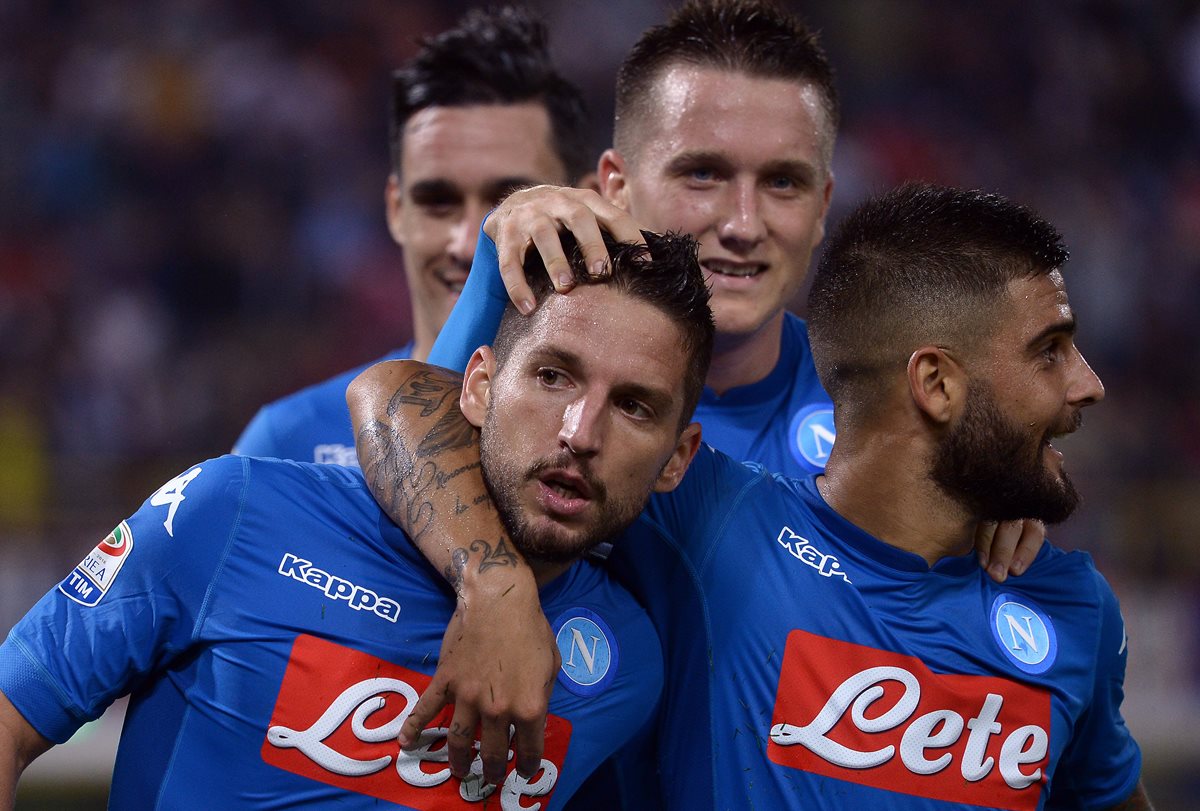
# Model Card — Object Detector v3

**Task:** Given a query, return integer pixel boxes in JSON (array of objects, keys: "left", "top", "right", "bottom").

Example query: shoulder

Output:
[
  {"left": 234, "top": 347, "right": 411, "bottom": 459},
  {"left": 156, "top": 456, "right": 374, "bottom": 524},
  {"left": 1003, "top": 542, "right": 1126, "bottom": 665},
  {"left": 1024, "top": 542, "right": 1111, "bottom": 599}
]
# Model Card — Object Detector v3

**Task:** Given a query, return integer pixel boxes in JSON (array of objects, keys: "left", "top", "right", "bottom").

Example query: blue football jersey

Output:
[
  {"left": 692, "top": 313, "right": 833, "bottom": 476},
  {"left": 234, "top": 345, "right": 413, "bottom": 465},
  {"left": 609, "top": 445, "right": 1141, "bottom": 811},
  {"left": 0, "top": 456, "right": 662, "bottom": 809}
]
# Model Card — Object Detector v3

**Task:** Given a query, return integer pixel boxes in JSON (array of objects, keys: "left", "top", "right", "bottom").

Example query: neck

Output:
[
  {"left": 706, "top": 312, "right": 785, "bottom": 396},
  {"left": 817, "top": 429, "right": 977, "bottom": 567},
  {"left": 528, "top": 560, "right": 571, "bottom": 589},
  {"left": 409, "top": 323, "right": 437, "bottom": 363}
]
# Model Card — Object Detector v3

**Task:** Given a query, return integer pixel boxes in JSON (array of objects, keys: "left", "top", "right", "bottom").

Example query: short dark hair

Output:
[
  {"left": 614, "top": 0, "right": 838, "bottom": 168},
  {"left": 492, "top": 231, "right": 714, "bottom": 430},
  {"left": 389, "top": 5, "right": 592, "bottom": 182},
  {"left": 807, "top": 182, "right": 1069, "bottom": 412}
]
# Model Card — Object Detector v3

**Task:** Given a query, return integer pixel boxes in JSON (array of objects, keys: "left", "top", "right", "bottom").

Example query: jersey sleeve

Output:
[
  {"left": 428, "top": 220, "right": 508, "bottom": 372},
  {"left": 232, "top": 403, "right": 282, "bottom": 456},
  {"left": 1047, "top": 572, "right": 1143, "bottom": 809},
  {"left": 0, "top": 456, "right": 249, "bottom": 743}
]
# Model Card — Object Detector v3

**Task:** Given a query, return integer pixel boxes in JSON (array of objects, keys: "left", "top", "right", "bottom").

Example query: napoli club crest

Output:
[
  {"left": 789, "top": 405, "right": 836, "bottom": 470},
  {"left": 552, "top": 608, "right": 618, "bottom": 697},
  {"left": 990, "top": 594, "right": 1058, "bottom": 674}
]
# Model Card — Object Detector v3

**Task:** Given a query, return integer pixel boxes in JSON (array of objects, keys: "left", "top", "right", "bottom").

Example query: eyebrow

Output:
[
  {"left": 534, "top": 346, "right": 677, "bottom": 415},
  {"left": 1024, "top": 316, "right": 1077, "bottom": 352},
  {"left": 408, "top": 177, "right": 539, "bottom": 201},
  {"left": 663, "top": 150, "right": 820, "bottom": 184}
]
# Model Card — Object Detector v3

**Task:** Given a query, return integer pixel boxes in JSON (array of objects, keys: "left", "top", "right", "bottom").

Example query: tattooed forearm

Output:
[
  {"left": 442, "top": 538, "right": 520, "bottom": 595},
  {"left": 356, "top": 419, "right": 436, "bottom": 539},
  {"left": 353, "top": 361, "right": 525, "bottom": 589},
  {"left": 444, "top": 548, "right": 471, "bottom": 593},
  {"left": 356, "top": 368, "right": 496, "bottom": 543},
  {"left": 386, "top": 368, "right": 461, "bottom": 418},
  {"left": 472, "top": 537, "right": 518, "bottom": 574}
]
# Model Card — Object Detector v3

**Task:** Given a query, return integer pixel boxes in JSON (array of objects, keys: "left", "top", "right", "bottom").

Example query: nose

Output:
[
  {"left": 717, "top": 179, "right": 766, "bottom": 251},
  {"left": 558, "top": 396, "right": 604, "bottom": 457},
  {"left": 1069, "top": 348, "right": 1105, "bottom": 407},
  {"left": 447, "top": 201, "right": 489, "bottom": 265}
]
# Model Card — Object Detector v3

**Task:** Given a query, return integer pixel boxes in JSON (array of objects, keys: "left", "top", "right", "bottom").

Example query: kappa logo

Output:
[
  {"left": 990, "top": 594, "right": 1058, "bottom": 674},
  {"left": 552, "top": 609, "right": 618, "bottom": 697},
  {"left": 59, "top": 521, "right": 135, "bottom": 607},
  {"left": 263, "top": 635, "right": 571, "bottom": 809},
  {"left": 789, "top": 405, "right": 835, "bottom": 470},
  {"left": 313, "top": 443, "right": 360, "bottom": 467},
  {"left": 277, "top": 553, "right": 401, "bottom": 623},
  {"left": 776, "top": 527, "right": 851, "bottom": 583},
  {"left": 149, "top": 466, "right": 203, "bottom": 537}
]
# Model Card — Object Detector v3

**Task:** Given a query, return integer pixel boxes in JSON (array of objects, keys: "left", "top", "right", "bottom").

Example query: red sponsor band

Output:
[
  {"left": 768, "top": 630, "right": 1050, "bottom": 811},
  {"left": 262, "top": 635, "right": 571, "bottom": 809}
]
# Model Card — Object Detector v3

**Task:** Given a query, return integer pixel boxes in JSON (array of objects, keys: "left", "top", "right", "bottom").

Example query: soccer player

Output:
[
  {"left": 465, "top": 0, "right": 1041, "bottom": 577},
  {"left": 232, "top": 5, "right": 592, "bottom": 465},
  {"left": 349, "top": 183, "right": 1152, "bottom": 809},
  {"left": 0, "top": 231, "right": 713, "bottom": 808},
  {"left": 347, "top": 0, "right": 1044, "bottom": 786}
]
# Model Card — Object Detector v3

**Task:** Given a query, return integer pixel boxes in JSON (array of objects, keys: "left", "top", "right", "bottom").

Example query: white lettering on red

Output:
[
  {"left": 268, "top": 677, "right": 559, "bottom": 809},
  {"left": 770, "top": 667, "right": 1047, "bottom": 789}
]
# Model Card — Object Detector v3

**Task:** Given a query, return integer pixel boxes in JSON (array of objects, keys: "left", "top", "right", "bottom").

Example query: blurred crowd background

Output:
[{"left": 1, "top": 0, "right": 1197, "bottom": 807}]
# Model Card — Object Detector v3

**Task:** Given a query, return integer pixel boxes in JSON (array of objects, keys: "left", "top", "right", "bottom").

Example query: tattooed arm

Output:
[{"left": 350, "top": 359, "right": 555, "bottom": 786}]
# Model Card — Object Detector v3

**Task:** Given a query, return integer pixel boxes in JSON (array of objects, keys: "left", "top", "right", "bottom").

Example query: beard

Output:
[
  {"left": 479, "top": 407, "right": 652, "bottom": 565},
  {"left": 930, "top": 381, "right": 1081, "bottom": 525}
]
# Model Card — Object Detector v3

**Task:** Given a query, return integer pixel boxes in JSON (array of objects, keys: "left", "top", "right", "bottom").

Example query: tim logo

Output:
[
  {"left": 990, "top": 595, "right": 1057, "bottom": 674},
  {"left": 552, "top": 609, "right": 618, "bottom": 697},
  {"left": 789, "top": 406, "right": 835, "bottom": 470},
  {"left": 59, "top": 521, "right": 134, "bottom": 607},
  {"left": 263, "top": 635, "right": 571, "bottom": 808}
]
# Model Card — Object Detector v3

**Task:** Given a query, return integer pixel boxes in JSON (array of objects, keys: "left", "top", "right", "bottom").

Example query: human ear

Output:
[
  {"left": 385, "top": 174, "right": 405, "bottom": 245},
  {"left": 460, "top": 347, "right": 497, "bottom": 429},
  {"left": 597, "top": 149, "right": 631, "bottom": 211},
  {"left": 653, "top": 422, "right": 702, "bottom": 493},
  {"left": 813, "top": 173, "right": 834, "bottom": 245},
  {"left": 907, "top": 347, "right": 967, "bottom": 424}
]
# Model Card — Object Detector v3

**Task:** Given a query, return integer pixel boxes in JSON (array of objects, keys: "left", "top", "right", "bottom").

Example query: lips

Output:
[
  {"left": 534, "top": 469, "right": 595, "bottom": 518},
  {"left": 701, "top": 258, "right": 768, "bottom": 278},
  {"left": 434, "top": 266, "right": 469, "bottom": 293}
]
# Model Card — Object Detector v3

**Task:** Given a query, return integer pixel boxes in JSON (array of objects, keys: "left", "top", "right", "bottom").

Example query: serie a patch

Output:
[{"left": 59, "top": 521, "right": 134, "bottom": 607}]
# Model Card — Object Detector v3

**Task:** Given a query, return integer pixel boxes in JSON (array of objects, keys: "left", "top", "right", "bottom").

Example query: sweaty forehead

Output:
[
  {"left": 400, "top": 103, "right": 567, "bottom": 184},
  {"left": 521, "top": 287, "right": 690, "bottom": 398},
  {"left": 634, "top": 64, "right": 831, "bottom": 169}
]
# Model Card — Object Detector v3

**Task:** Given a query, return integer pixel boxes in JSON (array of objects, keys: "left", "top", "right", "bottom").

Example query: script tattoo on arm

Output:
[
  {"left": 353, "top": 364, "right": 521, "bottom": 591},
  {"left": 443, "top": 538, "right": 520, "bottom": 594}
]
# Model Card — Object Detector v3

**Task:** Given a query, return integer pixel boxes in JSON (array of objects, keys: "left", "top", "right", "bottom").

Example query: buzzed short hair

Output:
[
  {"left": 389, "top": 5, "right": 592, "bottom": 182},
  {"left": 807, "top": 182, "right": 1069, "bottom": 412},
  {"left": 613, "top": 0, "right": 838, "bottom": 169},
  {"left": 492, "top": 231, "right": 714, "bottom": 430}
]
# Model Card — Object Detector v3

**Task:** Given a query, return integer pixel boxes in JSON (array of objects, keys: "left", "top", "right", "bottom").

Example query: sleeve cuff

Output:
[{"left": 0, "top": 635, "right": 88, "bottom": 744}]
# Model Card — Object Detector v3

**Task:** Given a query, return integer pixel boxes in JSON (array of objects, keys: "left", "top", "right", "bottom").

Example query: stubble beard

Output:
[
  {"left": 479, "top": 405, "right": 650, "bottom": 565},
  {"left": 930, "top": 381, "right": 1081, "bottom": 525}
]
